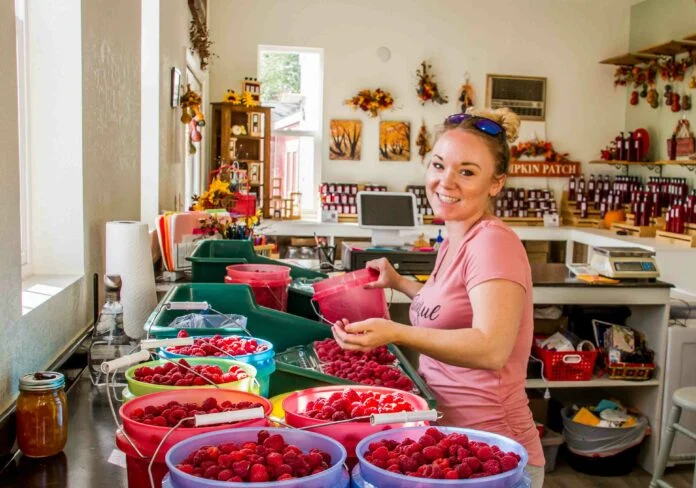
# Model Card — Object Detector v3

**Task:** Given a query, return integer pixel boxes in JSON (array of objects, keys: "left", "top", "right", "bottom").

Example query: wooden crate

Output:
[
  {"left": 502, "top": 217, "right": 545, "bottom": 227},
  {"left": 564, "top": 215, "right": 602, "bottom": 228},
  {"left": 338, "top": 213, "right": 358, "bottom": 223},
  {"left": 610, "top": 222, "right": 657, "bottom": 238},
  {"left": 655, "top": 230, "right": 696, "bottom": 248},
  {"left": 525, "top": 240, "right": 551, "bottom": 253}
]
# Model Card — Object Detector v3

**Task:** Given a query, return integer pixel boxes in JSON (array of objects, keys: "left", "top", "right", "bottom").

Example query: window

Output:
[
  {"left": 15, "top": 0, "right": 30, "bottom": 273},
  {"left": 258, "top": 45, "right": 323, "bottom": 215}
]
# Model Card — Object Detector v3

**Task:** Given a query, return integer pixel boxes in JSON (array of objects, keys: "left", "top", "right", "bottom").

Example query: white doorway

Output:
[{"left": 184, "top": 66, "right": 203, "bottom": 209}]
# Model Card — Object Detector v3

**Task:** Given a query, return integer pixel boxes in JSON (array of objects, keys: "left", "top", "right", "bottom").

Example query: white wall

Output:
[
  {"left": 208, "top": 0, "right": 636, "bottom": 204},
  {"left": 625, "top": 0, "right": 696, "bottom": 186},
  {"left": 159, "top": 0, "right": 192, "bottom": 212}
]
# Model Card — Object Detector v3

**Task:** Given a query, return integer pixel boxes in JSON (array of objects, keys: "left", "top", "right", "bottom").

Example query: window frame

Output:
[
  {"left": 15, "top": 0, "right": 31, "bottom": 276},
  {"left": 257, "top": 44, "right": 323, "bottom": 216}
]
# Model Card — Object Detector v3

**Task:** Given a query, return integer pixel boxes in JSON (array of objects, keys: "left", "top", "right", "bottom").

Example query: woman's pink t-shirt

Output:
[{"left": 408, "top": 216, "right": 544, "bottom": 467}]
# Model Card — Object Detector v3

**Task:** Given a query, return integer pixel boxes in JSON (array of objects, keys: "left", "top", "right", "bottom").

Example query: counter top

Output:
[{"left": 531, "top": 263, "right": 672, "bottom": 288}]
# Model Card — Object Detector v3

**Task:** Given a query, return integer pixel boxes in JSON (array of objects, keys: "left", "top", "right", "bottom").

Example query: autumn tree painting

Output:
[
  {"left": 329, "top": 120, "right": 362, "bottom": 160},
  {"left": 379, "top": 121, "right": 411, "bottom": 161}
]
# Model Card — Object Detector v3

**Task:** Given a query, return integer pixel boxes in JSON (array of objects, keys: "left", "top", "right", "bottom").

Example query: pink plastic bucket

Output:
[
  {"left": 224, "top": 275, "right": 291, "bottom": 311},
  {"left": 312, "top": 269, "right": 389, "bottom": 324},
  {"left": 282, "top": 385, "right": 429, "bottom": 460},
  {"left": 225, "top": 263, "right": 290, "bottom": 282}
]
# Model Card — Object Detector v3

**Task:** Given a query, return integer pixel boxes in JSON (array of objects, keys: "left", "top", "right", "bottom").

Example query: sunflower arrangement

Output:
[
  {"left": 223, "top": 89, "right": 242, "bottom": 104},
  {"left": 190, "top": 178, "right": 238, "bottom": 211},
  {"left": 345, "top": 88, "right": 395, "bottom": 118},
  {"left": 510, "top": 140, "right": 571, "bottom": 163},
  {"left": 195, "top": 209, "right": 262, "bottom": 239}
]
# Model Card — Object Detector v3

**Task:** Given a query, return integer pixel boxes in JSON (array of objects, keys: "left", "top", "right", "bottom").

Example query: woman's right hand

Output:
[{"left": 364, "top": 257, "right": 403, "bottom": 291}]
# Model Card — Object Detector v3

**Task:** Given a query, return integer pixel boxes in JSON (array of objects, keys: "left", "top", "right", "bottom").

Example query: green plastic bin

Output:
[
  {"left": 187, "top": 240, "right": 325, "bottom": 321},
  {"left": 143, "top": 283, "right": 436, "bottom": 408}
]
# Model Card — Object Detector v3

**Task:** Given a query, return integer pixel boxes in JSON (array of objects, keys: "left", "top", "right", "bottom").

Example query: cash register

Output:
[{"left": 341, "top": 191, "right": 437, "bottom": 274}]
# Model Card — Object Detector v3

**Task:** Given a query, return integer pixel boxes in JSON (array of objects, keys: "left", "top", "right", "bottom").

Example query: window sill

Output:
[{"left": 21, "top": 274, "right": 83, "bottom": 315}]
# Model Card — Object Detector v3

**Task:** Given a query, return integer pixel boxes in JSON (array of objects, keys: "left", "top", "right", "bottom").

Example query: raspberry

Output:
[
  {"left": 500, "top": 455, "right": 519, "bottom": 472},
  {"left": 463, "top": 456, "right": 481, "bottom": 472},
  {"left": 476, "top": 445, "right": 493, "bottom": 461},
  {"left": 444, "top": 469, "right": 459, "bottom": 479},
  {"left": 177, "top": 464, "right": 194, "bottom": 474},
  {"left": 425, "top": 427, "right": 444, "bottom": 441},
  {"left": 231, "top": 460, "right": 250, "bottom": 478},
  {"left": 204, "top": 465, "right": 220, "bottom": 479},
  {"left": 249, "top": 463, "right": 269, "bottom": 482},
  {"left": 257, "top": 430, "right": 270, "bottom": 444},
  {"left": 456, "top": 462, "right": 473, "bottom": 478},
  {"left": 372, "top": 446, "right": 389, "bottom": 461},
  {"left": 483, "top": 459, "right": 501, "bottom": 476},
  {"left": 422, "top": 445, "right": 444, "bottom": 462},
  {"left": 263, "top": 434, "right": 285, "bottom": 452},
  {"left": 277, "top": 473, "right": 294, "bottom": 480},
  {"left": 418, "top": 434, "right": 437, "bottom": 447},
  {"left": 266, "top": 452, "right": 283, "bottom": 467}
]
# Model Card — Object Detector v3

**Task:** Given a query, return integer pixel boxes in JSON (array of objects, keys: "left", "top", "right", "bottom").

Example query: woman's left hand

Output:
[{"left": 331, "top": 318, "right": 402, "bottom": 351}]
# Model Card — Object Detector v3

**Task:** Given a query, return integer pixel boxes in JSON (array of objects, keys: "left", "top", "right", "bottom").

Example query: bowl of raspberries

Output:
[
  {"left": 118, "top": 389, "right": 272, "bottom": 454},
  {"left": 125, "top": 358, "right": 257, "bottom": 397},
  {"left": 355, "top": 426, "right": 528, "bottom": 486},
  {"left": 282, "top": 386, "right": 430, "bottom": 459},
  {"left": 165, "top": 428, "right": 349, "bottom": 487}
]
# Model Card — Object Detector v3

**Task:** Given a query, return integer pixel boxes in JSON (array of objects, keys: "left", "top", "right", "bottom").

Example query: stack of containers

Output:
[
  {"left": 158, "top": 335, "right": 276, "bottom": 397},
  {"left": 311, "top": 268, "right": 389, "bottom": 324},
  {"left": 124, "top": 358, "right": 258, "bottom": 398},
  {"left": 282, "top": 385, "right": 430, "bottom": 463},
  {"left": 225, "top": 264, "right": 292, "bottom": 312},
  {"left": 163, "top": 428, "right": 350, "bottom": 488},
  {"left": 116, "top": 389, "right": 272, "bottom": 488},
  {"left": 353, "top": 426, "right": 530, "bottom": 488}
]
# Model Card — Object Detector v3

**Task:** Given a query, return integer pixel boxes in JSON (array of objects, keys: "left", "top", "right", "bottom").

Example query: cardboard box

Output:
[{"left": 525, "top": 240, "right": 550, "bottom": 253}]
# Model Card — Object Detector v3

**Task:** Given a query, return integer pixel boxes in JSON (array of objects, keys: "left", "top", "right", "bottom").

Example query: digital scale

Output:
[{"left": 589, "top": 246, "right": 660, "bottom": 279}]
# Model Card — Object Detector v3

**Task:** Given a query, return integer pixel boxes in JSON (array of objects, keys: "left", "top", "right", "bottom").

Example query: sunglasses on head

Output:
[{"left": 444, "top": 113, "right": 505, "bottom": 139}]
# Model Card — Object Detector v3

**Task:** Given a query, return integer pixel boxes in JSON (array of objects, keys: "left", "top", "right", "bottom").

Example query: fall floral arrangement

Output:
[
  {"left": 510, "top": 140, "right": 571, "bottom": 163},
  {"left": 191, "top": 178, "right": 239, "bottom": 211},
  {"left": 345, "top": 88, "right": 395, "bottom": 118},
  {"left": 416, "top": 61, "right": 448, "bottom": 105},
  {"left": 194, "top": 211, "right": 262, "bottom": 240}
]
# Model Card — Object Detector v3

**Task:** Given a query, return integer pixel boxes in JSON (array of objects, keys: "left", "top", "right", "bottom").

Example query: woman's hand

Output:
[
  {"left": 364, "top": 258, "right": 403, "bottom": 291},
  {"left": 331, "top": 318, "right": 404, "bottom": 352}
]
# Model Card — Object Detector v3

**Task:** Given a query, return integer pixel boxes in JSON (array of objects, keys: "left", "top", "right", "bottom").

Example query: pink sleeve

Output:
[{"left": 462, "top": 225, "right": 530, "bottom": 293}]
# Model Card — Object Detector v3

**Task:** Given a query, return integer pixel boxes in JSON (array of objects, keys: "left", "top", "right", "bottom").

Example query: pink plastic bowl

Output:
[
  {"left": 119, "top": 388, "right": 271, "bottom": 455},
  {"left": 311, "top": 268, "right": 389, "bottom": 324},
  {"left": 225, "top": 263, "right": 290, "bottom": 282},
  {"left": 312, "top": 268, "right": 377, "bottom": 295},
  {"left": 282, "top": 385, "right": 429, "bottom": 458}
]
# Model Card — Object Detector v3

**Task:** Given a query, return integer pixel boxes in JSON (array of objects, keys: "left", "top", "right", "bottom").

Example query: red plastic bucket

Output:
[
  {"left": 116, "top": 430, "right": 168, "bottom": 488},
  {"left": 224, "top": 275, "right": 291, "bottom": 311},
  {"left": 312, "top": 269, "right": 389, "bottom": 324}
]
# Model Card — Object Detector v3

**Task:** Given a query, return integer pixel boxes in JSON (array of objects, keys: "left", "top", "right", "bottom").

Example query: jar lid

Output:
[{"left": 19, "top": 371, "right": 65, "bottom": 392}]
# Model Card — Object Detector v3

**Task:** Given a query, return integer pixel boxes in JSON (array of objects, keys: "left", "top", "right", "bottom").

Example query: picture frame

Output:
[
  {"left": 248, "top": 162, "right": 262, "bottom": 185},
  {"left": 248, "top": 112, "right": 263, "bottom": 137},
  {"left": 171, "top": 67, "right": 181, "bottom": 107}
]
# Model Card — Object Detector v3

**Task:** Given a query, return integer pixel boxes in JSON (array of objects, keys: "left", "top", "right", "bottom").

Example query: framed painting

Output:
[
  {"left": 379, "top": 121, "right": 411, "bottom": 161},
  {"left": 329, "top": 120, "right": 362, "bottom": 160}
]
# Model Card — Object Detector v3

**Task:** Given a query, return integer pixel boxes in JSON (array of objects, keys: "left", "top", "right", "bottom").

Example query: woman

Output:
[{"left": 332, "top": 108, "right": 545, "bottom": 486}]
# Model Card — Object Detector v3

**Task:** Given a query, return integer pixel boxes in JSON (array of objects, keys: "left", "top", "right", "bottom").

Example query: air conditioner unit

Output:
[{"left": 486, "top": 74, "right": 547, "bottom": 121}]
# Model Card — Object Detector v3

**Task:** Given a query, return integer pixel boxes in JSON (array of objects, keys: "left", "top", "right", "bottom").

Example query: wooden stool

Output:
[{"left": 650, "top": 386, "right": 696, "bottom": 487}]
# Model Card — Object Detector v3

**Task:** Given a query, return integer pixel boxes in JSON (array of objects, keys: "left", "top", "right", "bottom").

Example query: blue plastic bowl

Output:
[
  {"left": 355, "top": 426, "right": 528, "bottom": 488},
  {"left": 165, "top": 427, "right": 347, "bottom": 488},
  {"left": 159, "top": 335, "right": 275, "bottom": 397},
  {"left": 162, "top": 468, "right": 350, "bottom": 488}
]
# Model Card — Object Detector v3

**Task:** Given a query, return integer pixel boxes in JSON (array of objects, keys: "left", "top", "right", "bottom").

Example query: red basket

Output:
[
  {"left": 533, "top": 342, "right": 598, "bottom": 381},
  {"left": 228, "top": 194, "right": 257, "bottom": 217}
]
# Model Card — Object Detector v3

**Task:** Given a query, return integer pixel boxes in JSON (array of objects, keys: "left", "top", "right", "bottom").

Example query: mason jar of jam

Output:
[{"left": 16, "top": 372, "right": 68, "bottom": 458}]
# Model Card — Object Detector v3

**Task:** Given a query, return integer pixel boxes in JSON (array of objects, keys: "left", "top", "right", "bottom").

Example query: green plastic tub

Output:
[
  {"left": 187, "top": 240, "right": 325, "bottom": 320},
  {"left": 187, "top": 240, "right": 327, "bottom": 283},
  {"left": 144, "top": 283, "right": 437, "bottom": 408}
]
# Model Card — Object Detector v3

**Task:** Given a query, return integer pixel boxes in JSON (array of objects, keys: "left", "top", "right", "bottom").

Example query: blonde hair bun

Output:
[{"left": 465, "top": 107, "right": 520, "bottom": 143}]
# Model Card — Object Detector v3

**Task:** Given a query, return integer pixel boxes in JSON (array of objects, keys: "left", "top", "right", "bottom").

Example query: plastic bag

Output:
[
  {"left": 562, "top": 405, "right": 648, "bottom": 457},
  {"left": 169, "top": 313, "right": 247, "bottom": 330}
]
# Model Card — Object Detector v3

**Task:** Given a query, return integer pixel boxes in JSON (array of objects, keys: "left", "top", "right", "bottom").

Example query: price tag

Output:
[{"left": 321, "top": 209, "right": 338, "bottom": 223}]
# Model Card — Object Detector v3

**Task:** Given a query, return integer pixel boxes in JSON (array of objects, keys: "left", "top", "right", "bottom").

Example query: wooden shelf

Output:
[
  {"left": 526, "top": 378, "right": 659, "bottom": 389},
  {"left": 233, "top": 135, "right": 264, "bottom": 141},
  {"left": 599, "top": 53, "right": 658, "bottom": 66},
  {"left": 657, "top": 159, "right": 696, "bottom": 166},
  {"left": 589, "top": 160, "right": 668, "bottom": 166},
  {"left": 638, "top": 40, "right": 696, "bottom": 57}
]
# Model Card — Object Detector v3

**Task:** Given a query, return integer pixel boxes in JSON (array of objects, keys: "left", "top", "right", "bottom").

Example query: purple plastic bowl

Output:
[
  {"left": 162, "top": 467, "right": 351, "bottom": 488},
  {"left": 356, "top": 426, "right": 528, "bottom": 488},
  {"left": 165, "top": 427, "right": 347, "bottom": 488}
]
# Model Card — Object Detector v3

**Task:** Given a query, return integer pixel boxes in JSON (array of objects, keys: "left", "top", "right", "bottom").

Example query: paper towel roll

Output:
[{"left": 106, "top": 221, "right": 157, "bottom": 339}]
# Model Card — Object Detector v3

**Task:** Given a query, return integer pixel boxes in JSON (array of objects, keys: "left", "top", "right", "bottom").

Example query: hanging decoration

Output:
[
  {"left": 180, "top": 85, "right": 205, "bottom": 154},
  {"left": 188, "top": 18, "right": 215, "bottom": 70},
  {"left": 415, "top": 120, "right": 432, "bottom": 163},
  {"left": 510, "top": 139, "right": 572, "bottom": 163},
  {"left": 458, "top": 75, "right": 475, "bottom": 112},
  {"left": 345, "top": 88, "right": 395, "bottom": 118},
  {"left": 416, "top": 61, "right": 448, "bottom": 105}
]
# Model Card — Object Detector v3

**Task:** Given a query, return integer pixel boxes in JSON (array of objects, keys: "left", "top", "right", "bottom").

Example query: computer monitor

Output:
[{"left": 357, "top": 191, "right": 418, "bottom": 247}]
